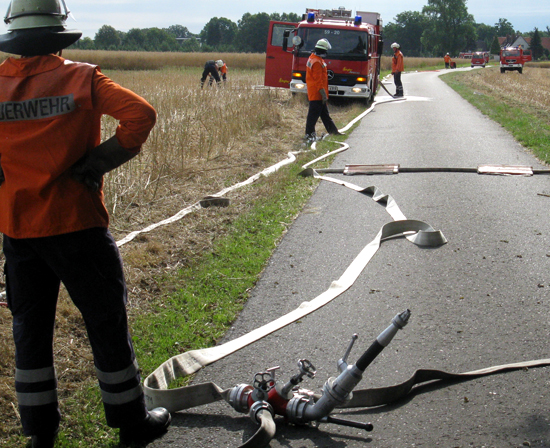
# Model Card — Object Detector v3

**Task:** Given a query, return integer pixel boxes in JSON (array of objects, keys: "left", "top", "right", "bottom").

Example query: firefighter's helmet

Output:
[
  {"left": 216, "top": 59, "right": 223, "bottom": 68},
  {"left": 391, "top": 42, "right": 400, "bottom": 49},
  {"left": 315, "top": 38, "right": 331, "bottom": 51},
  {"left": 0, "top": 0, "right": 81, "bottom": 55}
]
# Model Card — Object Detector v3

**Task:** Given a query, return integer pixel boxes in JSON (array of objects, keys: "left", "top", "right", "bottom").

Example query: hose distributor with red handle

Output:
[{"left": 226, "top": 310, "right": 411, "bottom": 446}]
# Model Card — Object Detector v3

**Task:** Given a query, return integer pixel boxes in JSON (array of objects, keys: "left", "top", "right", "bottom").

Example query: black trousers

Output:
[
  {"left": 3, "top": 227, "right": 147, "bottom": 435},
  {"left": 200, "top": 63, "right": 221, "bottom": 86},
  {"left": 393, "top": 71, "right": 403, "bottom": 96},
  {"left": 305, "top": 100, "right": 339, "bottom": 138}
]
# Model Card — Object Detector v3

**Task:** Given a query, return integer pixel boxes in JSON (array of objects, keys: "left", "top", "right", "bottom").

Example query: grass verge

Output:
[{"left": 440, "top": 67, "right": 550, "bottom": 165}]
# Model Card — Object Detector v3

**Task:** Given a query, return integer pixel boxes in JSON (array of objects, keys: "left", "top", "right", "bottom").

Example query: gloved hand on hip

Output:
[{"left": 71, "top": 136, "right": 140, "bottom": 192}]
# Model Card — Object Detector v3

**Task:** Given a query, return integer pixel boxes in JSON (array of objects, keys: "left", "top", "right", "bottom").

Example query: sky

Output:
[{"left": 3, "top": 0, "right": 548, "bottom": 39}]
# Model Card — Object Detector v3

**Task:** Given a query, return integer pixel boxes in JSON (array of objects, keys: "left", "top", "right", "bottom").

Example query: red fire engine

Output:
[
  {"left": 500, "top": 46, "right": 531, "bottom": 74},
  {"left": 264, "top": 7, "right": 383, "bottom": 102}
]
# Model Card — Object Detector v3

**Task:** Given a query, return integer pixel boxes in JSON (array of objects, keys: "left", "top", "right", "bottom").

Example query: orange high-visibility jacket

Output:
[
  {"left": 444, "top": 54, "right": 451, "bottom": 63},
  {"left": 392, "top": 50, "right": 404, "bottom": 73},
  {"left": 219, "top": 63, "right": 228, "bottom": 75},
  {"left": 0, "top": 55, "right": 156, "bottom": 238},
  {"left": 306, "top": 53, "right": 329, "bottom": 101}
]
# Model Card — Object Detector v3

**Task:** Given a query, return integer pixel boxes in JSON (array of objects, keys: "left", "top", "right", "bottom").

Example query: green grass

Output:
[
  {"left": 132, "top": 161, "right": 319, "bottom": 377},
  {"left": 441, "top": 70, "right": 550, "bottom": 165}
]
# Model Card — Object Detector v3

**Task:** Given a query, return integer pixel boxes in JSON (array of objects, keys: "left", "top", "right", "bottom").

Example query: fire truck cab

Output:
[
  {"left": 500, "top": 46, "right": 531, "bottom": 74},
  {"left": 264, "top": 7, "right": 383, "bottom": 102}
]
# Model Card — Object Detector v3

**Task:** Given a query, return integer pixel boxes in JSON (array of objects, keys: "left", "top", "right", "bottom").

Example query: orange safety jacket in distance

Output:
[
  {"left": 306, "top": 53, "right": 329, "bottom": 101},
  {"left": 0, "top": 55, "right": 156, "bottom": 239},
  {"left": 392, "top": 50, "right": 404, "bottom": 73}
]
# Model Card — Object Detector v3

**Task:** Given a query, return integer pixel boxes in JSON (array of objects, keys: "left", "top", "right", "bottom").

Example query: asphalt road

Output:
[{"left": 152, "top": 68, "right": 550, "bottom": 448}]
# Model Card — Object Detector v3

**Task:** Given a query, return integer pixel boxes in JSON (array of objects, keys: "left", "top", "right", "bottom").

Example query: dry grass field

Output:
[{"left": 451, "top": 66, "right": 550, "bottom": 117}]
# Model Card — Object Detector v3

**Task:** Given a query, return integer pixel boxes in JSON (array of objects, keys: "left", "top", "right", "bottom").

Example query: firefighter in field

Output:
[
  {"left": 391, "top": 42, "right": 404, "bottom": 97},
  {"left": 201, "top": 59, "right": 222, "bottom": 88},
  {"left": 304, "top": 38, "right": 342, "bottom": 142},
  {"left": 0, "top": 0, "right": 171, "bottom": 446},
  {"left": 207, "top": 60, "right": 228, "bottom": 87},
  {"left": 444, "top": 52, "right": 452, "bottom": 69}
]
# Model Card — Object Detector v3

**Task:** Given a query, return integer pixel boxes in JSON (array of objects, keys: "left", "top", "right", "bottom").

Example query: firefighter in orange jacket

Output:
[
  {"left": 0, "top": 1, "right": 171, "bottom": 447},
  {"left": 391, "top": 42, "right": 404, "bottom": 97},
  {"left": 304, "top": 38, "right": 342, "bottom": 142},
  {"left": 444, "top": 53, "right": 452, "bottom": 69},
  {"left": 217, "top": 59, "right": 228, "bottom": 84}
]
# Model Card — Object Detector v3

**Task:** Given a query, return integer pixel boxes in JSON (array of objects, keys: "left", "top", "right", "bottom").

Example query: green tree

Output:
[
  {"left": 494, "top": 18, "right": 515, "bottom": 37},
  {"left": 123, "top": 28, "right": 146, "bottom": 50},
  {"left": 201, "top": 17, "right": 237, "bottom": 47},
  {"left": 530, "top": 28, "right": 544, "bottom": 60},
  {"left": 421, "top": 0, "right": 476, "bottom": 56},
  {"left": 475, "top": 23, "right": 496, "bottom": 49},
  {"left": 149, "top": 28, "right": 180, "bottom": 51},
  {"left": 94, "top": 25, "right": 121, "bottom": 50},
  {"left": 167, "top": 25, "right": 193, "bottom": 39},
  {"left": 70, "top": 36, "right": 95, "bottom": 50},
  {"left": 270, "top": 12, "right": 301, "bottom": 23},
  {"left": 236, "top": 12, "right": 271, "bottom": 52},
  {"left": 384, "top": 11, "right": 429, "bottom": 56},
  {"left": 490, "top": 35, "right": 501, "bottom": 55}
]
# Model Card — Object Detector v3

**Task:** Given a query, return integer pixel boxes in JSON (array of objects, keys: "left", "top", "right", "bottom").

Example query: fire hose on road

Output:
[
  {"left": 143, "top": 144, "right": 550, "bottom": 446},
  {"left": 2, "top": 97, "right": 549, "bottom": 446}
]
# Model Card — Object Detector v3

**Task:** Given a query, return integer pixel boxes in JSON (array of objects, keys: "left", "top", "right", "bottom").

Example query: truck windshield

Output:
[
  {"left": 503, "top": 50, "right": 520, "bottom": 56},
  {"left": 297, "top": 27, "right": 368, "bottom": 56}
]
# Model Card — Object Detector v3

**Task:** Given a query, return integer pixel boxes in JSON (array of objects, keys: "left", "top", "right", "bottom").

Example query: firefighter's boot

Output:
[{"left": 119, "top": 407, "right": 171, "bottom": 445}]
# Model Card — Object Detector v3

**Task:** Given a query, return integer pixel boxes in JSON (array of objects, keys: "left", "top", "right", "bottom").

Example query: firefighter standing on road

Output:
[
  {"left": 304, "top": 38, "right": 342, "bottom": 142},
  {"left": 391, "top": 42, "right": 404, "bottom": 97},
  {"left": 444, "top": 52, "right": 452, "bottom": 69},
  {"left": 201, "top": 59, "right": 222, "bottom": 88},
  {"left": 0, "top": 1, "right": 171, "bottom": 447}
]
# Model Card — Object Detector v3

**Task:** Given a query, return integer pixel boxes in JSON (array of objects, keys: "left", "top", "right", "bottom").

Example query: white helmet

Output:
[
  {"left": 0, "top": 0, "right": 81, "bottom": 55},
  {"left": 315, "top": 38, "right": 331, "bottom": 51},
  {"left": 390, "top": 42, "right": 400, "bottom": 49},
  {"left": 216, "top": 59, "right": 223, "bottom": 68}
]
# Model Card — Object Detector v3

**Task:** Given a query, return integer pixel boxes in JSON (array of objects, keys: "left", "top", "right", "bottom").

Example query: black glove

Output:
[
  {"left": 320, "top": 88, "right": 328, "bottom": 104},
  {"left": 71, "top": 136, "right": 139, "bottom": 191}
]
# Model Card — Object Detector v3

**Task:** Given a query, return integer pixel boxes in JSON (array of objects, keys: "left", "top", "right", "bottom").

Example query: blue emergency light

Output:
[
  {"left": 307, "top": 12, "right": 315, "bottom": 23},
  {"left": 354, "top": 15, "right": 362, "bottom": 26}
]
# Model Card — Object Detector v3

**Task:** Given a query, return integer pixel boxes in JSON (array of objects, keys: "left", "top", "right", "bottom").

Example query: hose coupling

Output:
[
  {"left": 228, "top": 384, "right": 253, "bottom": 414},
  {"left": 249, "top": 400, "right": 274, "bottom": 425}
]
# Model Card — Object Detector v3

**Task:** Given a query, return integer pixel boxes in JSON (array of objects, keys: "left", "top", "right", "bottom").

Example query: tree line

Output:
[
  {"left": 383, "top": 0, "right": 549, "bottom": 59},
  {"left": 70, "top": 1, "right": 549, "bottom": 60},
  {"left": 71, "top": 12, "right": 300, "bottom": 53}
]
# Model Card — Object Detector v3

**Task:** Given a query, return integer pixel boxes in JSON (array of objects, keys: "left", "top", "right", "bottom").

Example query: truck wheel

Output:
[
  {"left": 518, "top": 67, "right": 523, "bottom": 74},
  {"left": 500, "top": 68, "right": 505, "bottom": 73}
]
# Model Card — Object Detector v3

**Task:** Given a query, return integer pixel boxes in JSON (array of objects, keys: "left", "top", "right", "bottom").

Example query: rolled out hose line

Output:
[{"left": 240, "top": 407, "right": 276, "bottom": 448}]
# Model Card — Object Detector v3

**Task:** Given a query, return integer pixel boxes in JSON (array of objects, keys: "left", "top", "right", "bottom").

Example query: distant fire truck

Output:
[
  {"left": 264, "top": 7, "right": 383, "bottom": 102},
  {"left": 500, "top": 46, "right": 531, "bottom": 74}
]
